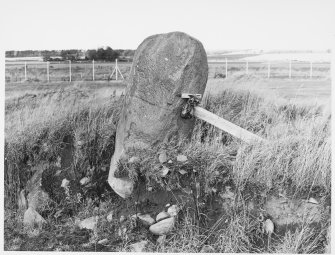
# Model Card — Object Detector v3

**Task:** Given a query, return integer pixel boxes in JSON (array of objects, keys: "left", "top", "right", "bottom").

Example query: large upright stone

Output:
[{"left": 108, "top": 32, "right": 208, "bottom": 198}]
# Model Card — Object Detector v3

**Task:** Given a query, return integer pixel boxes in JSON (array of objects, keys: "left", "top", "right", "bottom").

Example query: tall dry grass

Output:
[
  {"left": 4, "top": 81, "right": 330, "bottom": 252},
  {"left": 4, "top": 85, "right": 122, "bottom": 208}
]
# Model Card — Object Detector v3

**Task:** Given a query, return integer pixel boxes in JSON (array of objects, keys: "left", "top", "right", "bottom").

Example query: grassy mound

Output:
[{"left": 4, "top": 83, "right": 330, "bottom": 252}]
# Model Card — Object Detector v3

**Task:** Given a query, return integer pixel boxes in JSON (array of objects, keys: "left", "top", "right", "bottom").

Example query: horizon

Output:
[{"left": 1, "top": 0, "right": 334, "bottom": 51}]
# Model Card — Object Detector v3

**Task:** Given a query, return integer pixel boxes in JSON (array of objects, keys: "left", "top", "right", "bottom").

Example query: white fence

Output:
[
  {"left": 209, "top": 59, "right": 330, "bottom": 79},
  {"left": 5, "top": 59, "right": 331, "bottom": 83}
]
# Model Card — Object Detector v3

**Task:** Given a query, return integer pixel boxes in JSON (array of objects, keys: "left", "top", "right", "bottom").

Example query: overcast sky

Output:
[{"left": 1, "top": 0, "right": 334, "bottom": 51}]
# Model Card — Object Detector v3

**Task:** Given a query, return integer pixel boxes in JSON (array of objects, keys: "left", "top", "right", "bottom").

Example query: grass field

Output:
[{"left": 4, "top": 63, "right": 331, "bottom": 252}]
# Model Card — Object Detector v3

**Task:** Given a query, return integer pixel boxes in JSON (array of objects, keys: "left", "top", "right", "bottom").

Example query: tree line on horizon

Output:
[{"left": 5, "top": 47, "right": 135, "bottom": 62}]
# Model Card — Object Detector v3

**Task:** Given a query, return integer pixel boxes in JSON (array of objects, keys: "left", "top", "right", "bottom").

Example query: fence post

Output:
[
  {"left": 225, "top": 58, "right": 228, "bottom": 78},
  {"left": 69, "top": 60, "right": 72, "bottom": 82},
  {"left": 246, "top": 60, "right": 248, "bottom": 75},
  {"left": 267, "top": 62, "right": 271, "bottom": 78},
  {"left": 289, "top": 60, "right": 292, "bottom": 79},
  {"left": 47, "top": 61, "right": 50, "bottom": 82},
  {"left": 92, "top": 59, "right": 95, "bottom": 81},
  {"left": 310, "top": 61, "right": 313, "bottom": 79},
  {"left": 116, "top": 59, "right": 118, "bottom": 81},
  {"left": 24, "top": 61, "right": 27, "bottom": 80}
]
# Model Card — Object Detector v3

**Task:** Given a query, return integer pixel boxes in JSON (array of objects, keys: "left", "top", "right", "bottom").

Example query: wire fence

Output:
[{"left": 5, "top": 59, "right": 331, "bottom": 83}]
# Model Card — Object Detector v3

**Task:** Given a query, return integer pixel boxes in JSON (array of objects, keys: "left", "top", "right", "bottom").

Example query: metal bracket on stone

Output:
[
  {"left": 180, "top": 93, "right": 265, "bottom": 143},
  {"left": 180, "top": 93, "right": 202, "bottom": 119}
]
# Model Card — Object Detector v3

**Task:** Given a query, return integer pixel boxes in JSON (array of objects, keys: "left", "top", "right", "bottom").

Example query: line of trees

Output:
[{"left": 6, "top": 47, "right": 135, "bottom": 62}]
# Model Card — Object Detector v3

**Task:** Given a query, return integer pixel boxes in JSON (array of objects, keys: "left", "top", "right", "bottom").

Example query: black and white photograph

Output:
[{"left": 1, "top": 0, "right": 333, "bottom": 252}]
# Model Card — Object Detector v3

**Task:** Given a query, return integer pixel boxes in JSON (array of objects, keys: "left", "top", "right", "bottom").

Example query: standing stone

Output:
[{"left": 108, "top": 31, "right": 208, "bottom": 198}]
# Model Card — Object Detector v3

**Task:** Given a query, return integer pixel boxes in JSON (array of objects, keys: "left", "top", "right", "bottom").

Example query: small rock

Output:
[
  {"left": 98, "top": 238, "right": 108, "bottom": 245},
  {"left": 160, "top": 166, "right": 170, "bottom": 177},
  {"left": 61, "top": 178, "right": 70, "bottom": 189},
  {"left": 55, "top": 170, "right": 62, "bottom": 176},
  {"left": 147, "top": 186, "right": 153, "bottom": 192},
  {"left": 149, "top": 217, "right": 175, "bottom": 235},
  {"left": 201, "top": 245, "right": 215, "bottom": 253},
  {"left": 167, "top": 205, "right": 179, "bottom": 217},
  {"left": 80, "top": 177, "right": 90, "bottom": 186},
  {"left": 212, "top": 187, "right": 217, "bottom": 193},
  {"left": 159, "top": 151, "right": 168, "bottom": 163},
  {"left": 129, "top": 156, "right": 140, "bottom": 164},
  {"left": 176, "top": 155, "right": 187, "bottom": 162},
  {"left": 178, "top": 169, "right": 187, "bottom": 175},
  {"left": 78, "top": 216, "right": 98, "bottom": 230},
  {"left": 264, "top": 219, "right": 274, "bottom": 235},
  {"left": 308, "top": 197, "right": 319, "bottom": 204},
  {"left": 77, "top": 140, "right": 84, "bottom": 146},
  {"left": 55, "top": 156, "right": 62, "bottom": 167},
  {"left": 23, "top": 207, "right": 46, "bottom": 227},
  {"left": 87, "top": 198, "right": 93, "bottom": 205},
  {"left": 156, "top": 235, "right": 166, "bottom": 245},
  {"left": 120, "top": 215, "right": 126, "bottom": 223},
  {"left": 129, "top": 240, "right": 148, "bottom": 252},
  {"left": 42, "top": 143, "right": 49, "bottom": 152},
  {"left": 138, "top": 214, "right": 155, "bottom": 226},
  {"left": 156, "top": 211, "right": 170, "bottom": 222},
  {"left": 168, "top": 160, "right": 173, "bottom": 164},
  {"left": 165, "top": 203, "right": 170, "bottom": 207}
]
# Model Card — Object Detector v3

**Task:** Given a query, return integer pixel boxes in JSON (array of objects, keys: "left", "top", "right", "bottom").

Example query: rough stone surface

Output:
[
  {"left": 129, "top": 156, "right": 140, "bottom": 164},
  {"left": 160, "top": 166, "right": 170, "bottom": 177},
  {"left": 23, "top": 207, "right": 46, "bottom": 227},
  {"left": 108, "top": 31, "right": 208, "bottom": 198},
  {"left": 80, "top": 177, "right": 90, "bottom": 185},
  {"left": 159, "top": 151, "right": 168, "bottom": 163},
  {"left": 107, "top": 211, "right": 114, "bottom": 222},
  {"left": 167, "top": 204, "right": 179, "bottom": 217},
  {"left": 156, "top": 211, "right": 170, "bottom": 222},
  {"left": 61, "top": 178, "right": 70, "bottom": 189},
  {"left": 149, "top": 217, "right": 175, "bottom": 235},
  {"left": 138, "top": 214, "right": 155, "bottom": 226},
  {"left": 176, "top": 155, "right": 188, "bottom": 162}
]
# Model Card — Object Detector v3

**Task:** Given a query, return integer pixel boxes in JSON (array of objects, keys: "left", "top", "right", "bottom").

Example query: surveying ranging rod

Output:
[{"left": 180, "top": 93, "right": 265, "bottom": 143}]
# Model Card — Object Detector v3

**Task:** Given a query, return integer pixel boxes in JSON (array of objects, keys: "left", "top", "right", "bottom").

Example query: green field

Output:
[{"left": 4, "top": 64, "right": 331, "bottom": 252}]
